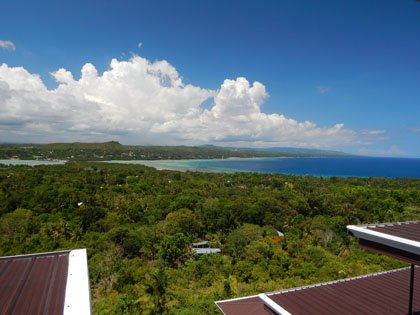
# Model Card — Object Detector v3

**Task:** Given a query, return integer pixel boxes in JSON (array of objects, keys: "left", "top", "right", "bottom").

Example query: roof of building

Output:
[
  {"left": 192, "top": 248, "right": 221, "bottom": 254},
  {"left": 216, "top": 220, "right": 420, "bottom": 314},
  {"left": 192, "top": 240, "right": 210, "bottom": 247},
  {"left": 0, "top": 249, "right": 91, "bottom": 315},
  {"left": 216, "top": 266, "right": 420, "bottom": 315},
  {"left": 347, "top": 220, "right": 420, "bottom": 264}
]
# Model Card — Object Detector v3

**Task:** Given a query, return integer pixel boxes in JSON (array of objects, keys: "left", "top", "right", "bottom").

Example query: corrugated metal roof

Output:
[
  {"left": 0, "top": 249, "right": 91, "bottom": 315},
  {"left": 216, "top": 296, "right": 272, "bottom": 315},
  {"left": 365, "top": 221, "right": 420, "bottom": 242},
  {"left": 192, "top": 248, "right": 221, "bottom": 254},
  {"left": 217, "top": 221, "right": 420, "bottom": 314},
  {"left": 216, "top": 267, "right": 420, "bottom": 315},
  {"left": 347, "top": 221, "right": 420, "bottom": 264},
  {"left": 0, "top": 250, "right": 70, "bottom": 315},
  {"left": 359, "top": 238, "right": 420, "bottom": 265},
  {"left": 192, "top": 241, "right": 210, "bottom": 247}
]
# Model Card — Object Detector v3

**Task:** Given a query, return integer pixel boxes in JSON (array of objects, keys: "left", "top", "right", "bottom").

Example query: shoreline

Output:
[
  {"left": 103, "top": 159, "right": 243, "bottom": 173},
  {"left": 102, "top": 157, "right": 420, "bottom": 178},
  {"left": 0, "top": 159, "right": 68, "bottom": 166}
]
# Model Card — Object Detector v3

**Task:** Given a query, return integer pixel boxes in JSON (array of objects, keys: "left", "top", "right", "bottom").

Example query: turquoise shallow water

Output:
[
  {"left": 3, "top": 158, "right": 418, "bottom": 178},
  {"left": 106, "top": 159, "right": 232, "bottom": 173},
  {"left": 107, "top": 157, "right": 420, "bottom": 178}
]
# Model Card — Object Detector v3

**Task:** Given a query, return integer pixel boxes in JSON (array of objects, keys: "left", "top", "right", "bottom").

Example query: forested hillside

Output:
[
  {"left": 0, "top": 142, "right": 354, "bottom": 161},
  {"left": 1, "top": 162, "right": 419, "bottom": 314}
]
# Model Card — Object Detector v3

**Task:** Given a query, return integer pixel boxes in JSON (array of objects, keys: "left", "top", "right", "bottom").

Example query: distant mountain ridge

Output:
[
  {"left": 0, "top": 141, "right": 357, "bottom": 160},
  {"left": 252, "top": 147, "right": 352, "bottom": 156},
  {"left": 43, "top": 141, "right": 123, "bottom": 150},
  {"left": 200, "top": 145, "right": 355, "bottom": 157}
]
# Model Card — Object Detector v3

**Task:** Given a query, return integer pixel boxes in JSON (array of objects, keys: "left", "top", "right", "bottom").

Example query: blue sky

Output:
[{"left": 0, "top": 0, "right": 419, "bottom": 156}]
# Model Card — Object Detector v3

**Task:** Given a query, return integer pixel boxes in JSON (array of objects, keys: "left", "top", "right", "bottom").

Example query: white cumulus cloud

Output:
[
  {"left": 0, "top": 40, "right": 15, "bottom": 51},
  {"left": 0, "top": 54, "right": 357, "bottom": 147}
]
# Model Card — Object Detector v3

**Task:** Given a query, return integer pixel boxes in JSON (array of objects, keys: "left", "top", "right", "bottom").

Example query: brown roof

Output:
[
  {"left": 347, "top": 221, "right": 420, "bottom": 264},
  {"left": 0, "top": 250, "right": 70, "bottom": 315},
  {"left": 216, "top": 296, "right": 272, "bottom": 315},
  {"left": 216, "top": 267, "right": 420, "bottom": 315},
  {"left": 365, "top": 221, "right": 420, "bottom": 242},
  {"left": 217, "top": 221, "right": 420, "bottom": 314}
]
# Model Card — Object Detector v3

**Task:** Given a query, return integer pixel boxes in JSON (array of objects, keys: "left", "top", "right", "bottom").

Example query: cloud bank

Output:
[
  {"left": 0, "top": 54, "right": 356, "bottom": 147},
  {"left": 359, "top": 145, "right": 404, "bottom": 157},
  {"left": 0, "top": 40, "right": 15, "bottom": 51}
]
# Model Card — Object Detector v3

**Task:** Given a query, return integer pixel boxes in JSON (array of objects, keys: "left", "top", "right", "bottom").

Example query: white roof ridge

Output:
[
  {"left": 63, "top": 249, "right": 91, "bottom": 315},
  {"left": 0, "top": 249, "right": 71, "bottom": 260},
  {"left": 259, "top": 293, "right": 291, "bottom": 315},
  {"left": 354, "top": 220, "right": 420, "bottom": 228},
  {"left": 265, "top": 267, "right": 410, "bottom": 296},
  {"left": 215, "top": 267, "right": 410, "bottom": 305},
  {"left": 347, "top": 224, "right": 420, "bottom": 255}
]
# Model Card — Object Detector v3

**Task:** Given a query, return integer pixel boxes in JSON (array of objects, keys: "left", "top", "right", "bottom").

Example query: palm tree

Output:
[{"left": 145, "top": 267, "right": 170, "bottom": 314}]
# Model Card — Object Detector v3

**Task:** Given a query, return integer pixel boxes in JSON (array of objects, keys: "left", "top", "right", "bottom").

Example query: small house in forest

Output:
[
  {"left": 192, "top": 240, "right": 210, "bottom": 248},
  {"left": 192, "top": 241, "right": 221, "bottom": 256}
]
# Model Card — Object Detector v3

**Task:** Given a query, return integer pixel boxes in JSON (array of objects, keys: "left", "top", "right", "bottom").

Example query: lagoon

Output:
[{"left": 106, "top": 157, "right": 420, "bottom": 178}]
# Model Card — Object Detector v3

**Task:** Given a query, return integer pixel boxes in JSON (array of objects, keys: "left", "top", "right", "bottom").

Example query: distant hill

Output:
[
  {"left": 0, "top": 142, "right": 357, "bottom": 160},
  {"left": 251, "top": 147, "right": 352, "bottom": 156},
  {"left": 43, "top": 141, "right": 123, "bottom": 150},
  {"left": 200, "top": 145, "right": 355, "bottom": 157}
]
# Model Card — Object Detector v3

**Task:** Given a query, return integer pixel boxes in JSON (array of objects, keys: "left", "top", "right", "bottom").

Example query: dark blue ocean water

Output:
[{"left": 186, "top": 157, "right": 420, "bottom": 178}]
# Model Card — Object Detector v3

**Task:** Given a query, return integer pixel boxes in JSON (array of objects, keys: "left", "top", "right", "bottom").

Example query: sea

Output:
[{"left": 107, "top": 157, "right": 420, "bottom": 179}]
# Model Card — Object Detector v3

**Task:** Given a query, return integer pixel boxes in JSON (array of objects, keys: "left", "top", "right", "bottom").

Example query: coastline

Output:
[
  {"left": 104, "top": 159, "right": 247, "bottom": 173},
  {"left": 3, "top": 157, "right": 418, "bottom": 178},
  {"left": 0, "top": 159, "right": 68, "bottom": 166}
]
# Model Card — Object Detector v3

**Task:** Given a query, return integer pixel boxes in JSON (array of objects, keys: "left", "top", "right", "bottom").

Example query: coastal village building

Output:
[
  {"left": 215, "top": 221, "right": 420, "bottom": 314},
  {"left": 0, "top": 249, "right": 91, "bottom": 315}
]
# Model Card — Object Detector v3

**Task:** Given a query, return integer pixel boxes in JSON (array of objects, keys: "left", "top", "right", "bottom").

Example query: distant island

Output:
[{"left": 0, "top": 141, "right": 357, "bottom": 161}]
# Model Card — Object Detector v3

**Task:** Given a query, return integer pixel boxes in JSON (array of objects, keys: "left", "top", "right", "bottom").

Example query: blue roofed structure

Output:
[{"left": 192, "top": 248, "right": 221, "bottom": 255}]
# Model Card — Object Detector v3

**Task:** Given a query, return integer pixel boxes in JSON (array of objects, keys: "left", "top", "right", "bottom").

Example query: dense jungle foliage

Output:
[
  {"left": 1, "top": 162, "right": 419, "bottom": 314},
  {"left": 0, "top": 142, "right": 353, "bottom": 161}
]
